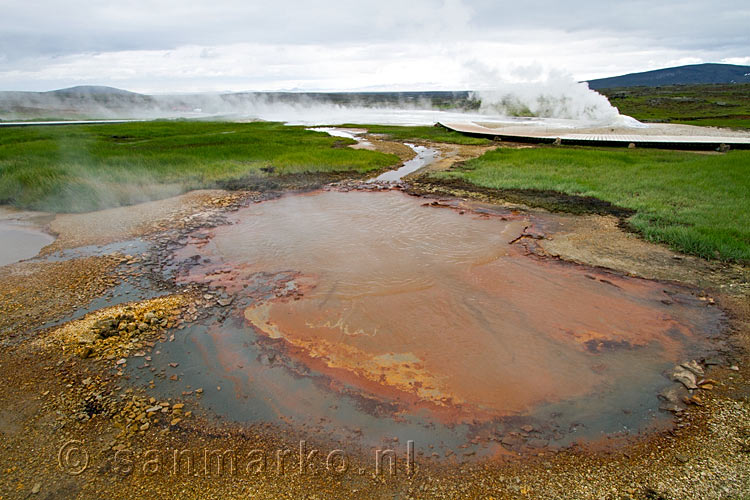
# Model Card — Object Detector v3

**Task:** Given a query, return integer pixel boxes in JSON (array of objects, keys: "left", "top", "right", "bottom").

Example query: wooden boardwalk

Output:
[
  {"left": 0, "top": 119, "right": 140, "bottom": 127},
  {"left": 439, "top": 122, "right": 750, "bottom": 150}
]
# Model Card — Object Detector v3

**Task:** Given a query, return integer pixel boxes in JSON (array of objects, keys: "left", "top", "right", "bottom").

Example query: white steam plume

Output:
[{"left": 464, "top": 62, "right": 643, "bottom": 127}]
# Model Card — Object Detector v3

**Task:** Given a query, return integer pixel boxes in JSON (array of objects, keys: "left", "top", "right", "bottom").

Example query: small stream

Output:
[
  {"left": 310, "top": 126, "right": 438, "bottom": 182},
  {"left": 371, "top": 143, "right": 437, "bottom": 182}
]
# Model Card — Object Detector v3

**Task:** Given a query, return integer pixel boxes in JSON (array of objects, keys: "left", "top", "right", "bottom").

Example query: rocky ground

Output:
[{"left": 0, "top": 138, "right": 747, "bottom": 499}]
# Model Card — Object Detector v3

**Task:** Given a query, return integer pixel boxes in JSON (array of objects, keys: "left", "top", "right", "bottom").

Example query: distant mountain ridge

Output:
[
  {"left": 587, "top": 63, "right": 750, "bottom": 89},
  {"left": 50, "top": 85, "right": 142, "bottom": 96}
]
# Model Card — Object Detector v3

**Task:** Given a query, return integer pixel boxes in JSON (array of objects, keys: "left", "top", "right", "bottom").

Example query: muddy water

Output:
[
  {"left": 0, "top": 222, "right": 55, "bottom": 267},
  {"left": 167, "top": 190, "right": 723, "bottom": 455}
]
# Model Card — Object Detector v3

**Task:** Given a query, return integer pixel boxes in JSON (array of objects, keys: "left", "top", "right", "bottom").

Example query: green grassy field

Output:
[
  {"left": 342, "top": 124, "right": 491, "bottom": 145},
  {"left": 432, "top": 147, "right": 750, "bottom": 262},
  {"left": 599, "top": 83, "right": 750, "bottom": 130},
  {"left": 0, "top": 121, "right": 399, "bottom": 212}
]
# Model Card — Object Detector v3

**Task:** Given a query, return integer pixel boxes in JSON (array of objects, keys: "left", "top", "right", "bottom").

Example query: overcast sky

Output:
[{"left": 0, "top": 0, "right": 748, "bottom": 93}]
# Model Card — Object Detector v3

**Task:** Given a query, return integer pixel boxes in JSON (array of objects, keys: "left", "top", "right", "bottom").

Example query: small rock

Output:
[
  {"left": 683, "top": 394, "right": 704, "bottom": 406},
  {"left": 527, "top": 438, "right": 549, "bottom": 448},
  {"left": 32, "top": 483, "right": 41, "bottom": 494},
  {"left": 681, "top": 360, "right": 704, "bottom": 377},
  {"left": 501, "top": 434, "right": 523, "bottom": 448},
  {"left": 658, "top": 384, "right": 688, "bottom": 406},
  {"left": 659, "top": 402, "right": 683, "bottom": 413},
  {"left": 699, "top": 378, "right": 719, "bottom": 386},
  {"left": 671, "top": 366, "right": 698, "bottom": 390}
]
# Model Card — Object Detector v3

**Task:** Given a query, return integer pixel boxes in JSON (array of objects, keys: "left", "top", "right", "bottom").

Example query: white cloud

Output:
[
  {"left": 722, "top": 56, "right": 750, "bottom": 66},
  {"left": 0, "top": 0, "right": 747, "bottom": 92}
]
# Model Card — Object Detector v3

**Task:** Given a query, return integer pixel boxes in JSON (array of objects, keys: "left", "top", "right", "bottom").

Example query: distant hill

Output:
[
  {"left": 50, "top": 85, "right": 142, "bottom": 96},
  {"left": 0, "top": 85, "right": 157, "bottom": 120},
  {"left": 587, "top": 63, "right": 750, "bottom": 90}
]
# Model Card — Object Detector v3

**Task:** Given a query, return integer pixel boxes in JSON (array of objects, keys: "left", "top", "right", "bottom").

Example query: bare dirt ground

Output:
[
  {"left": 0, "top": 140, "right": 748, "bottom": 500},
  {"left": 44, "top": 190, "right": 246, "bottom": 252}
]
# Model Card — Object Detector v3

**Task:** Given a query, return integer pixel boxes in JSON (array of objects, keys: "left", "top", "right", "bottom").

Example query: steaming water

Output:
[
  {"left": 200, "top": 80, "right": 643, "bottom": 127},
  {"left": 2, "top": 80, "right": 647, "bottom": 129},
  {"left": 190, "top": 80, "right": 643, "bottom": 127},
  {"left": 162, "top": 190, "right": 723, "bottom": 456}
]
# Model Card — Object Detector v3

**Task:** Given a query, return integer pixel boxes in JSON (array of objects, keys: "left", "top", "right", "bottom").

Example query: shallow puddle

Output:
[
  {"left": 0, "top": 222, "right": 55, "bottom": 267},
  {"left": 164, "top": 190, "right": 723, "bottom": 456}
]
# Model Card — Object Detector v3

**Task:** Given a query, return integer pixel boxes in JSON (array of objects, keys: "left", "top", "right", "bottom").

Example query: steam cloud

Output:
[
  {"left": 470, "top": 80, "right": 620, "bottom": 123},
  {"left": 0, "top": 77, "right": 640, "bottom": 127}
]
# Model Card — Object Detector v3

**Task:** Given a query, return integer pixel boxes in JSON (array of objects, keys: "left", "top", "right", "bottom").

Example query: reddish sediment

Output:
[{"left": 175, "top": 189, "right": 721, "bottom": 426}]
